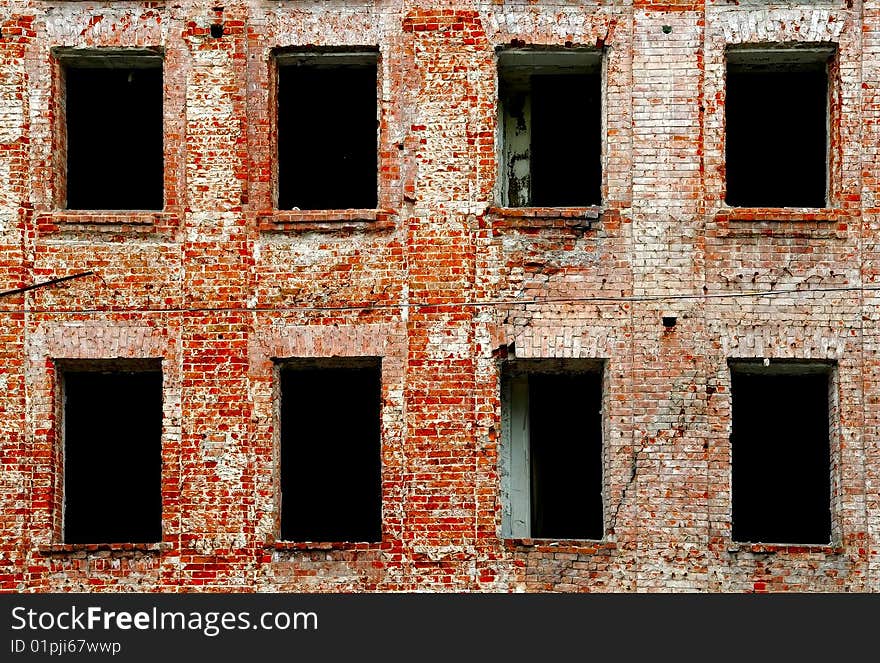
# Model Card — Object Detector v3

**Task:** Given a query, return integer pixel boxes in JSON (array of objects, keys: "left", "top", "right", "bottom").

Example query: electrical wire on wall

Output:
[
  {"left": 0, "top": 271, "right": 874, "bottom": 313},
  {"left": 0, "top": 272, "right": 94, "bottom": 299}
]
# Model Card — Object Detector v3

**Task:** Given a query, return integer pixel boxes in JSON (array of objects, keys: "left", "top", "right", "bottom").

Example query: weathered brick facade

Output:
[{"left": 1, "top": 0, "right": 877, "bottom": 592}]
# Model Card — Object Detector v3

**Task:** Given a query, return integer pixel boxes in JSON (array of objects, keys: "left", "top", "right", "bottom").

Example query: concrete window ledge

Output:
[
  {"left": 36, "top": 211, "right": 177, "bottom": 229},
  {"left": 257, "top": 209, "right": 395, "bottom": 233},
  {"left": 37, "top": 542, "right": 171, "bottom": 556},
  {"left": 714, "top": 207, "right": 856, "bottom": 224},
  {"left": 270, "top": 541, "right": 381, "bottom": 552},
  {"left": 487, "top": 206, "right": 603, "bottom": 230},
  {"left": 726, "top": 543, "right": 844, "bottom": 556},
  {"left": 712, "top": 207, "right": 856, "bottom": 239},
  {"left": 503, "top": 538, "right": 617, "bottom": 555}
]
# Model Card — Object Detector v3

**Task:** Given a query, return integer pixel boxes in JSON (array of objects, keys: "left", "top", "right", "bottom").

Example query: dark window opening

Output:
[
  {"left": 279, "top": 359, "right": 382, "bottom": 542},
  {"left": 277, "top": 52, "right": 378, "bottom": 210},
  {"left": 498, "top": 50, "right": 602, "bottom": 208},
  {"left": 62, "top": 364, "right": 163, "bottom": 544},
  {"left": 63, "top": 54, "right": 163, "bottom": 210},
  {"left": 725, "top": 48, "right": 832, "bottom": 208},
  {"left": 730, "top": 362, "right": 832, "bottom": 544},
  {"left": 504, "top": 361, "right": 603, "bottom": 540}
]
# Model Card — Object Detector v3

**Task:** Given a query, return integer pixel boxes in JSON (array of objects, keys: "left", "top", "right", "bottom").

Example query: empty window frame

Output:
[
  {"left": 60, "top": 361, "right": 163, "bottom": 544},
  {"left": 725, "top": 46, "right": 835, "bottom": 208},
  {"left": 502, "top": 360, "right": 604, "bottom": 540},
  {"left": 276, "top": 50, "right": 379, "bottom": 210},
  {"left": 56, "top": 49, "right": 164, "bottom": 211},
  {"left": 279, "top": 358, "right": 382, "bottom": 542},
  {"left": 497, "top": 49, "right": 602, "bottom": 208},
  {"left": 729, "top": 360, "right": 834, "bottom": 544}
]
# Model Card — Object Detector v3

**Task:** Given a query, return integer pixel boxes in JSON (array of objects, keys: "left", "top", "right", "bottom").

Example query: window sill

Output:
[
  {"left": 37, "top": 211, "right": 177, "bottom": 230},
  {"left": 487, "top": 206, "right": 602, "bottom": 229},
  {"left": 726, "top": 542, "right": 844, "bottom": 555},
  {"left": 504, "top": 538, "right": 616, "bottom": 555},
  {"left": 270, "top": 540, "right": 382, "bottom": 552},
  {"left": 713, "top": 206, "right": 856, "bottom": 238},
  {"left": 257, "top": 209, "right": 394, "bottom": 232},
  {"left": 38, "top": 542, "right": 171, "bottom": 556}
]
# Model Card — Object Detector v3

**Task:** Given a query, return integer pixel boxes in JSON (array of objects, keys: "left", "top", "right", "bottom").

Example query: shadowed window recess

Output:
[
  {"left": 725, "top": 46, "right": 834, "bottom": 208},
  {"left": 502, "top": 361, "right": 604, "bottom": 540},
  {"left": 277, "top": 51, "right": 379, "bottom": 211},
  {"left": 279, "top": 359, "right": 382, "bottom": 542},
  {"left": 62, "top": 363, "right": 163, "bottom": 544},
  {"left": 497, "top": 49, "right": 602, "bottom": 208},
  {"left": 729, "top": 361, "right": 833, "bottom": 545},
  {"left": 60, "top": 50, "right": 164, "bottom": 210}
]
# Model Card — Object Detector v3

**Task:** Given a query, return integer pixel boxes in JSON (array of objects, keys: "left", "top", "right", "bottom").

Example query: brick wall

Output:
[{"left": 0, "top": 0, "right": 875, "bottom": 592}]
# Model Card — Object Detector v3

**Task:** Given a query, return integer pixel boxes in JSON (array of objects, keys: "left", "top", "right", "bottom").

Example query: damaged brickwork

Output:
[{"left": 0, "top": 0, "right": 878, "bottom": 592}]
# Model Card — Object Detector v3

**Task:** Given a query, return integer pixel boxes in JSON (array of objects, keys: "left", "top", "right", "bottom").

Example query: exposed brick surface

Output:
[{"left": 1, "top": 0, "right": 877, "bottom": 592}]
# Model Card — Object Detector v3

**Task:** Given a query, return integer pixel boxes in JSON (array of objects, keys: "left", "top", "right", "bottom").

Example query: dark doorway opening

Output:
[
  {"left": 725, "top": 51, "right": 830, "bottom": 208},
  {"left": 277, "top": 54, "right": 378, "bottom": 210},
  {"left": 528, "top": 371, "right": 603, "bottom": 539},
  {"left": 730, "top": 364, "right": 832, "bottom": 544},
  {"left": 497, "top": 50, "right": 602, "bottom": 208},
  {"left": 530, "top": 74, "right": 602, "bottom": 207},
  {"left": 280, "top": 360, "right": 382, "bottom": 542},
  {"left": 63, "top": 365, "right": 163, "bottom": 544},
  {"left": 65, "top": 64, "right": 163, "bottom": 210}
]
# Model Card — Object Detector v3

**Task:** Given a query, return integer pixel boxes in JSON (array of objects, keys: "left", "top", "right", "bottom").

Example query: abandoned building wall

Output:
[{"left": 0, "top": 0, "right": 877, "bottom": 592}]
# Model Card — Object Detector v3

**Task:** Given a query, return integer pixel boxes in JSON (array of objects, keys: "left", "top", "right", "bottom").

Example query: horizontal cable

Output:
[{"left": 0, "top": 279, "right": 875, "bottom": 314}]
